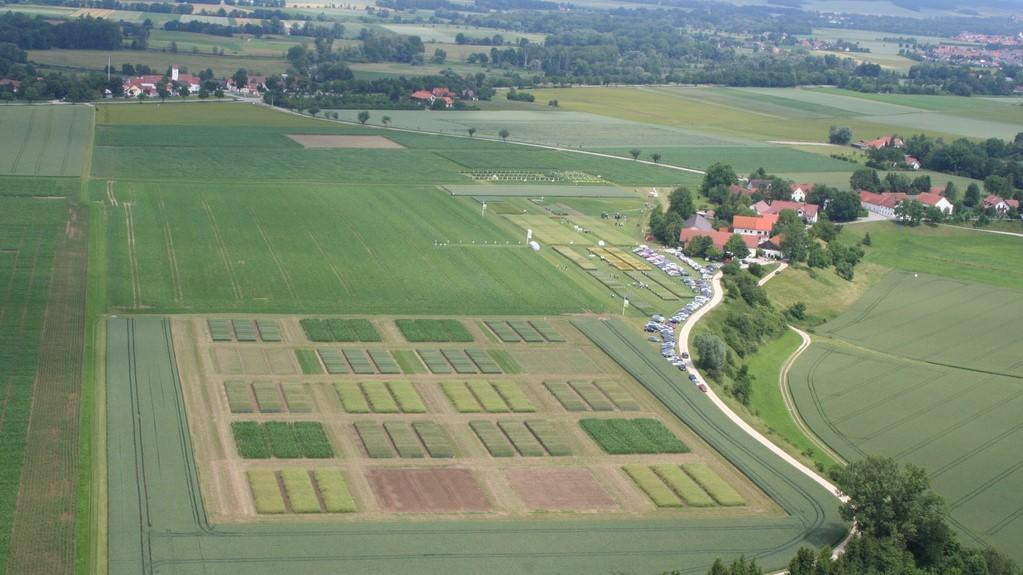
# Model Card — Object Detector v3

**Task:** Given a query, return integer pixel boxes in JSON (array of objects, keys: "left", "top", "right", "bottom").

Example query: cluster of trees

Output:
[
  {"left": 454, "top": 32, "right": 505, "bottom": 46},
  {"left": 647, "top": 186, "right": 696, "bottom": 246},
  {"left": 706, "top": 457, "right": 1020, "bottom": 575},
  {"left": 899, "top": 133, "right": 1023, "bottom": 197},
  {"left": 353, "top": 30, "right": 425, "bottom": 64},
  {"left": 0, "top": 12, "right": 123, "bottom": 50}
]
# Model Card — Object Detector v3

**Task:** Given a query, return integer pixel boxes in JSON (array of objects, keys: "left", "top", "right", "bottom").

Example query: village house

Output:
[
  {"left": 982, "top": 195, "right": 1020, "bottom": 215},
  {"left": 123, "top": 66, "right": 200, "bottom": 97},
  {"left": 679, "top": 228, "right": 759, "bottom": 252},
  {"left": 904, "top": 155, "right": 921, "bottom": 170},
  {"left": 411, "top": 87, "right": 455, "bottom": 108},
  {"left": 228, "top": 75, "right": 267, "bottom": 95},
  {"left": 789, "top": 183, "right": 813, "bottom": 202},
  {"left": 853, "top": 135, "right": 904, "bottom": 150},
  {"left": 752, "top": 199, "right": 819, "bottom": 224},
  {"left": 0, "top": 79, "right": 21, "bottom": 93},
  {"left": 759, "top": 235, "right": 785, "bottom": 259},
  {"left": 859, "top": 190, "right": 954, "bottom": 218},
  {"left": 731, "top": 214, "right": 778, "bottom": 239}
]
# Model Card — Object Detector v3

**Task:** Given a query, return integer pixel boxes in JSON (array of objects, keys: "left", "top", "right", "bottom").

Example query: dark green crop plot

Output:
[
  {"left": 231, "top": 422, "right": 271, "bottom": 459},
  {"left": 396, "top": 319, "right": 473, "bottom": 342},
  {"left": 581, "top": 418, "right": 688, "bottom": 454},
  {"left": 300, "top": 319, "right": 380, "bottom": 342},
  {"left": 293, "top": 422, "right": 333, "bottom": 458}
]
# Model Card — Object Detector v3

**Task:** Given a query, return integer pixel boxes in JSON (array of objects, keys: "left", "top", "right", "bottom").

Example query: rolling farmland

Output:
[{"left": 788, "top": 271, "right": 1023, "bottom": 560}]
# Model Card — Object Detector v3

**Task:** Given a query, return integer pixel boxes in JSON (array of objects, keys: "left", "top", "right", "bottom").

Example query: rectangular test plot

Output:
[
  {"left": 498, "top": 421, "right": 546, "bottom": 456},
  {"left": 465, "top": 349, "right": 503, "bottom": 374},
  {"left": 412, "top": 421, "right": 456, "bottom": 458},
  {"left": 224, "top": 381, "right": 255, "bottom": 413},
  {"left": 508, "top": 320, "right": 545, "bottom": 343},
  {"left": 441, "top": 381, "right": 482, "bottom": 413},
  {"left": 544, "top": 381, "right": 589, "bottom": 412},
  {"left": 595, "top": 381, "right": 641, "bottom": 411},
  {"left": 367, "top": 349, "right": 402, "bottom": 374},
  {"left": 384, "top": 422, "right": 425, "bottom": 458},
  {"left": 417, "top": 349, "right": 453, "bottom": 374},
  {"left": 334, "top": 382, "right": 370, "bottom": 413},
  {"left": 469, "top": 421, "right": 515, "bottom": 457},
  {"left": 441, "top": 349, "right": 478, "bottom": 374},
  {"left": 281, "top": 382, "right": 314, "bottom": 413},
  {"left": 354, "top": 422, "right": 396, "bottom": 458},
  {"left": 492, "top": 381, "right": 535, "bottom": 413},
  {"left": 525, "top": 420, "right": 572, "bottom": 456},
  {"left": 361, "top": 381, "right": 400, "bottom": 413},
  {"left": 467, "top": 380, "right": 510, "bottom": 413},
  {"left": 317, "top": 348, "right": 349, "bottom": 374},
  {"left": 208, "top": 319, "right": 234, "bottom": 342},
  {"left": 343, "top": 349, "right": 376, "bottom": 374},
  {"left": 484, "top": 320, "right": 520, "bottom": 343},
  {"left": 570, "top": 381, "right": 615, "bottom": 411},
  {"left": 386, "top": 381, "right": 426, "bottom": 413},
  {"left": 255, "top": 319, "right": 282, "bottom": 342},
  {"left": 232, "top": 320, "right": 259, "bottom": 342},
  {"left": 252, "top": 381, "right": 284, "bottom": 413},
  {"left": 529, "top": 320, "right": 565, "bottom": 342}
]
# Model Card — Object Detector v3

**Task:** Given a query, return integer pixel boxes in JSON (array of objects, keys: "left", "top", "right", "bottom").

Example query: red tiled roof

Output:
[
  {"left": 983, "top": 195, "right": 1007, "bottom": 207},
  {"left": 790, "top": 183, "right": 814, "bottom": 192},
  {"left": 1008, "top": 199, "right": 1020, "bottom": 209},
  {"left": 758, "top": 200, "right": 818, "bottom": 218},
  {"left": 679, "top": 228, "right": 760, "bottom": 251},
  {"left": 732, "top": 214, "right": 778, "bottom": 233},
  {"left": 859, "top": 190, "right": 906, "bottom": 208},
  {"left": 729, "top": 184, "right": 755, "bottom": 196},
  {"left": 411, "top": 90, "right": 434, "bottom": 100},
  {"left": 915, "top": 192, "right": 948, "bottom": 207}
]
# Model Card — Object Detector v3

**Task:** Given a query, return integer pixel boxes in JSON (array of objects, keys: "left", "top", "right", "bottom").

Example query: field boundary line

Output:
[
  {"left": 157, "top": 196, "right": 183, "bottom": 305},
  {"left": 246, "top": 207, "right": 297, "bottom": 302},
  {"left": 937, "top": 224, "right": 1023, "bottom": 239},
  {"left": 122, "top": 202, "right": 141, "bottom": 309},
  {"left": 198, "top": 195, "right": 243, "bottom": 301},
  {"left": 780, "top": 326, "right": 846, "bottom": 465},
  {"left": 10, "top": 107, "right": 35, "bottom": 174},
  {"left": 253, "top": 101, "right": 708, "bottom": 176}
]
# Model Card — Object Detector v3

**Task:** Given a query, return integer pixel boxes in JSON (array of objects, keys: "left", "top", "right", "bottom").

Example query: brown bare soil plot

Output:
[
  {"left": 287, "top": 135, "right": 405, "bottom": 149},
  {"left": 5, "top": 206, "right": 88, "bottom": 575},
  {"left": 506, "top": 469, "right": 618, "bottom": 511},
  {"left": 367, "top": 468, "right": 490, "bottom": 512}
]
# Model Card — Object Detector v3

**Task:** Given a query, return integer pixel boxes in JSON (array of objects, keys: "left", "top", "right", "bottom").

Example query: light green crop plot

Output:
[{"left": 0, "top": 105, "right": 91, "bottom": 177}]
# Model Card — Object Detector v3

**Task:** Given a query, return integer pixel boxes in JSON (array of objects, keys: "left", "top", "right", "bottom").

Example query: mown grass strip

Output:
[
  {"left": 224, "top": 381, "right": 255, "bottom": 413},
  {"left": 498, "top": 420, "right": 546, "bottom": 456},
  {"left": 232, "top": 421, "right": 270, "bottom": 459},
  {"left": 623, "top": 465, "right": 683, "bottom": 508},
  {"left": 412, "top": 421, "right": 456, "bottom": 458},
  {"left": 467, "top": 380, "right": 510, "bottom": 413},
  {"left": 651, "top": 464, "right": 715, "bottom": 507},
  {"left": 441, "top": 381, "right": 482, "bottom": 413},
  {"left": 354, "top": 422, "right": 395, "bottom": 458},
  {"left": 469, "top": 420, "right": 515, "bottom": 457},
  {"left": 361, "top": 381, "right": 400, "bottom": 413},
  {"left": 247, "top": 470, "right": 286, "bottom": 514},
  {"left": 545, "top": 381, "right": 588, "bottom": 411},
  {"left": 281, "top": 469, "right": 321, "bottom": 513},
  {"left": 525, "top": 420, "right": 572, "bottom": 456},
  {"left": 386, "top": 381, "right": 426, "bottom": 413},
  {"left": 384, "top": 422, "right": 425, "bottom": 458},
  {"left": 492, "top": 381, "right": 535, "bottom": 413},
  {"left": 489, "top": 349, "right": 520, "bottom": 373},
  {"left": 334, "top": 382, "right": 370, "bottom": 413},
  {"left": 313, "top": 469, "right": 357, "bottom": 513},
  {"left": 681, "top": 464, "right": 746, "bottom": 506},
  {"left": 294, "top": 349, "right": 323, "bottom": 374}
]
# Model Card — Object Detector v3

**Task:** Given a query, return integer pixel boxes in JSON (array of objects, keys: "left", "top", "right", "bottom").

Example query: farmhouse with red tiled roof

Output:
[
  {"left": 982, "top": 195, "right": 1020, "bottom": 214},
  {"left": 679, "top": 228, "right": 758, "bottom": 251},
  {"left": 123, "top": 66, "right": 200, "bottom": 97},
  {"left": 411, "top": 87, "right": 455, "bottom": 108},
  {"left": 854, "top": 135, "right": 904, "bottom": 150},
  {"left": 753, "top": 199, "right": 819, "bottom": 224},
  {"left": 732, "top": 214, "right": 778, "bottom": 238}
]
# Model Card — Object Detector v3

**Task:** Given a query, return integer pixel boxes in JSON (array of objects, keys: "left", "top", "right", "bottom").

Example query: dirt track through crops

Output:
[{"left": 5, "top": 206, "right": 88, "bottom": 575}]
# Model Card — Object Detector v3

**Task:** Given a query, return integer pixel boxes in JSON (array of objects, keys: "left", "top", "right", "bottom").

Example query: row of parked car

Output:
[{"left": 634, "top": 246, "right": 720, "bottom": 394}]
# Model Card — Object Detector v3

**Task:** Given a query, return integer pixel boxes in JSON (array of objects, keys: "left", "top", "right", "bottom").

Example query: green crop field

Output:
[
  {"left": 29, "top": 48, "right": 291, "bottom": 76},
  {"left": 0, "top": 105, "right": 91, "bottom": 177},
  {"left": 0, "top": 197, "right": 68, "bottom": 567},
  {"left": 788, "top": 271, "right": 1023, "bottom": 560}
]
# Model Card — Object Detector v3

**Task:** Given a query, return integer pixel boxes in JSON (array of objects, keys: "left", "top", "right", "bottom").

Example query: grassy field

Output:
[
  {"left": 527, "top": 86, "right": 1023, "bottom": 146},
  {"left": 835, "top": 222, "right": 1023, "bottom": 289},
  {"left": 0, "top": 198, "right": 68, "bottom": 568},
  {"left": 0, "top": 105, "right": 91, "bottom": 177},
  {"left": 788, "top": 271, "right": 1023, "bottom": 560},
  {"left": 29, "top": 49, "right": 290, "bottom": 76},
  {"left": 93, "top": 102, "right": 706, "bottom": 313}
]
